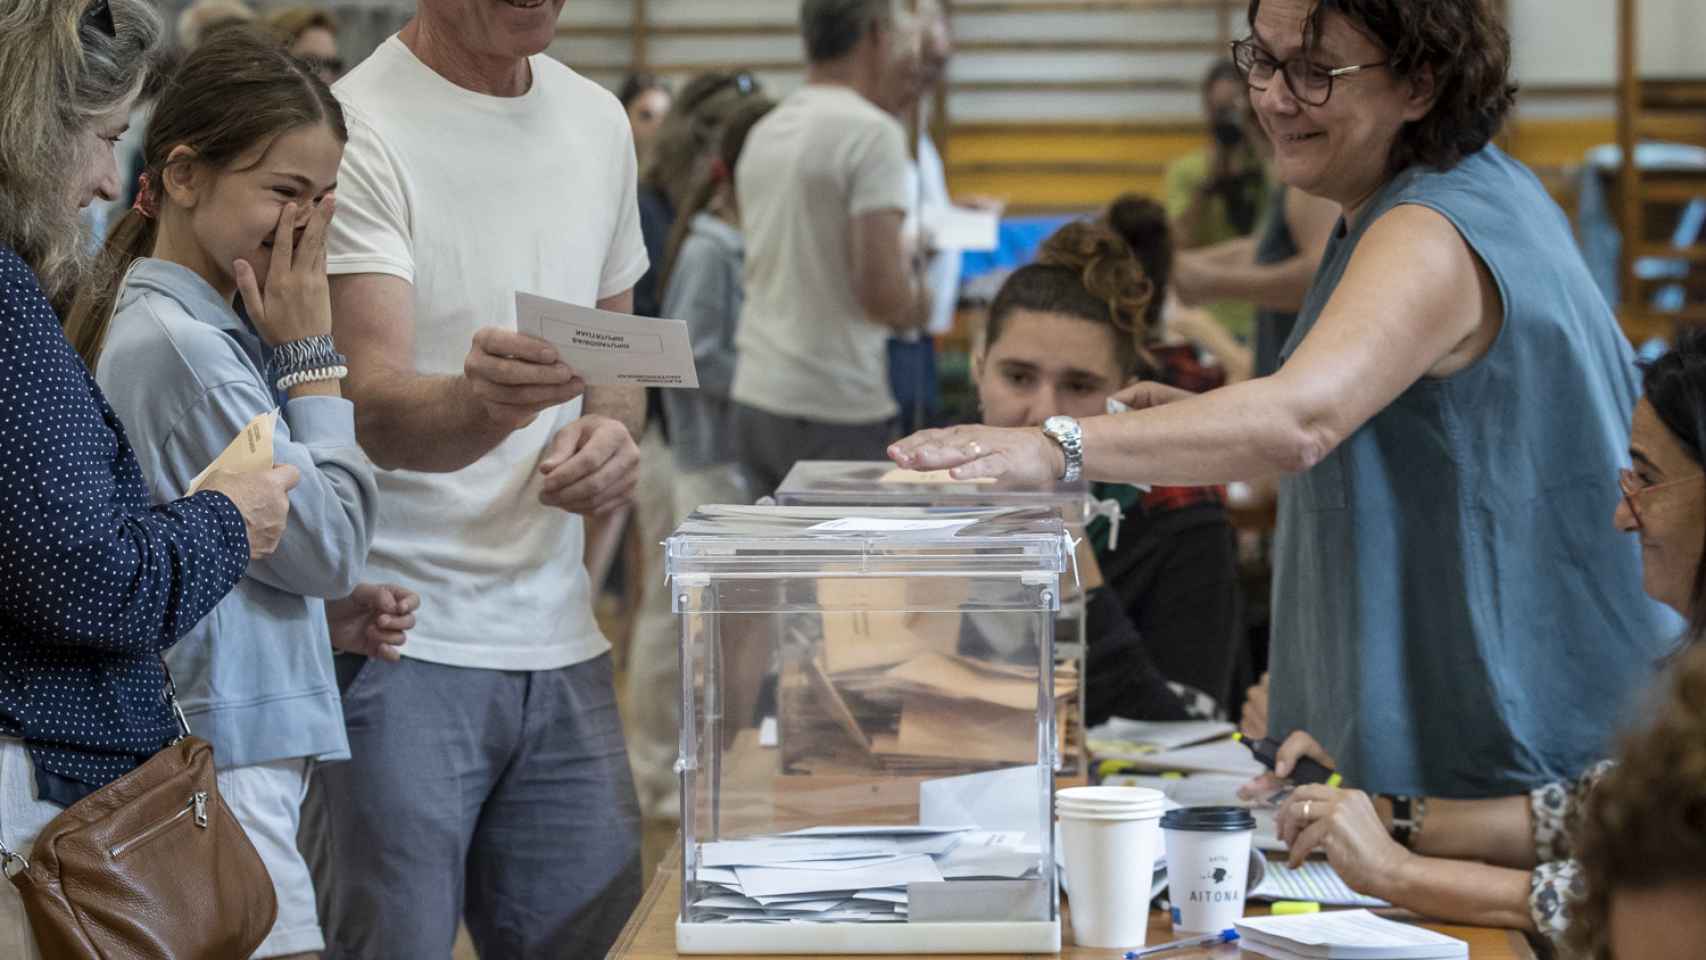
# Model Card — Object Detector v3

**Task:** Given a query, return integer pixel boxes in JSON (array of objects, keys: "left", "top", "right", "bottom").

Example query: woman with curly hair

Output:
[
  {"left": 891, "top": 0, "right": 1673, "bottom": 799},
  {"left": 1571, "top": 643, "right": 1706, "bottom": 959},
  {"left": 1244, "top": 328, "right": 1706, "bottom": 954}
]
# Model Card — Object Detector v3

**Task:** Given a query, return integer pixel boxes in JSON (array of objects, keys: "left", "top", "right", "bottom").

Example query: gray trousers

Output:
[
  {"left": 732, "top": 403, "right": 899, "bottom": 501},
  {"left": 302, "top": 653, "right": 640, "bottom": 960}
]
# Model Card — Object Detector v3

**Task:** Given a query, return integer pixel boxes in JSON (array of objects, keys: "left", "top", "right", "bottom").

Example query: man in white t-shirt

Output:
[
  {"left": 301, "top": 2, "right": 647, "bottom": 956},
  {"left": 730, "top": 0, "right": 930, "bottom": 498}
]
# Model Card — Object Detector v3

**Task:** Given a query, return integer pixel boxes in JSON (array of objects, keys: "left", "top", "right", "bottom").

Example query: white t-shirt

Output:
[
  {"left": 327, "top": 37, "right": 648, "bottom": 671},
  {"left": 730, "top": 85, "right": 910, "bottom": 424}
]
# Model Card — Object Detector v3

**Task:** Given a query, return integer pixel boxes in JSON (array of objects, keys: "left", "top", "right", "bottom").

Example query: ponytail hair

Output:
[
  {"left": 986, "top": 220, "right": 1157, "bottom": 378},
  {"left": 64, "top": 26, "right": 345, "bottom": 370},
  {"left": 658, "top": 95, "right": 775, "bottom": 299}
]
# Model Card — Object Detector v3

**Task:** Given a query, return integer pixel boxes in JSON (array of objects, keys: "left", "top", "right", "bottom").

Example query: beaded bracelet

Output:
[
  {"left": 276, "top": 365, "right": 349, "bottom": 392},
  {"left": 267, "top": 335, "right": 347, "bottom": 386}
]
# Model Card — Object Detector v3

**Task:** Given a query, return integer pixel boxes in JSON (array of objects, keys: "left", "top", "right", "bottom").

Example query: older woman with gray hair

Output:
[{"left": 0, "top": 2, "right": 294, "bottom": 955}]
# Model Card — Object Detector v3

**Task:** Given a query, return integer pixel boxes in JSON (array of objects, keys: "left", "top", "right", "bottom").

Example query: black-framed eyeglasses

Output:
[
  {"left": 81, "top": 0, "right": 116, "bottom": 38},
  {"left": 1230, "top": 38, "right": 1388, "bottom": 107},
  {"left": 1619, "top": 468, "right": 1704, "bottom": 528}
]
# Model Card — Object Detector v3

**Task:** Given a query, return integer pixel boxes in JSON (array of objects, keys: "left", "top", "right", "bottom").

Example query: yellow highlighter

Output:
[
  {"left": 1271, "top": 901, "right": 1321, "bottom": 916},
  {"left": 1232, "top": 733, "right": 1344, "bottom": 788}
]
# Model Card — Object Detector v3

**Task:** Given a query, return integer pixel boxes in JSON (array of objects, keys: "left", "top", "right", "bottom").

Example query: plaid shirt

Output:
[{"left": 1140, "top": 343, "right": 1225, "bottom": 513}]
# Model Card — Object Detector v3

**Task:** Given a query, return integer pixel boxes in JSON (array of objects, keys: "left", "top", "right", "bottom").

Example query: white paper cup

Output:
[
  {"left": 1057, "top": 791, "right": 1163, "bottom": 949},
  {"left": 1160, "top": 806, "right": 1256, "bottom": 934},
  {"left": 1057, "top": 786, "right": 1165, "bottom": 808}
]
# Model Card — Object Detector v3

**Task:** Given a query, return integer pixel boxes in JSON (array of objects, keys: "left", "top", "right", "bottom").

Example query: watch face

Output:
[{"left": 1044, "top": 416, "right": 1073, "bottom": 436}]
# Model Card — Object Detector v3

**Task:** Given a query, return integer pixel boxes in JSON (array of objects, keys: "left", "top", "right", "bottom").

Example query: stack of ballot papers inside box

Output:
[
  {"left": 689, "top": 825, "right": 1040, "bottom": 924},
  {"left": 1235, "top": 910, "right": 1468, "bottom": 959}
]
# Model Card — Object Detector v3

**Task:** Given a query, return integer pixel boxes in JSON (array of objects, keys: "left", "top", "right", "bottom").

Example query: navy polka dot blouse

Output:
[{"left": 0, "top": 245, "right": 249, "bottom": 802}]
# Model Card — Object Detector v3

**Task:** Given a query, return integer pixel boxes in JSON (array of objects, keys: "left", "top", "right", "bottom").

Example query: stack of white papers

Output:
[
  {"left": 1250, "top": 861, "right": 1390, "bottom": 909},
  {"left": 689, "top": 825, "right": 1041, "bottom": 924},
  {"left": 1236, "top": 910, "right": 1468, "bottom": 960}
]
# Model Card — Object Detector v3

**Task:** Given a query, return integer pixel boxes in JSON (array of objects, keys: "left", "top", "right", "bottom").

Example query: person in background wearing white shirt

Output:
[
  {"left": 882, "top": 0, "right": 977, "bottom": 433},
  {"left": 300, "top": 0, "right": 647, "bottom": 956},
  {"left": 730, "top": 0, "right": 930, "bottom": 498}
]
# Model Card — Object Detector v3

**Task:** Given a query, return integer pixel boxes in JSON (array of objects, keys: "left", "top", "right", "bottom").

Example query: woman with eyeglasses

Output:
[
  {"left": 890, "top": 0, "right": 1673, "bottom": 799},
  {"left": 1232, "top": 329, "right": 1706, "bottom": 955}
]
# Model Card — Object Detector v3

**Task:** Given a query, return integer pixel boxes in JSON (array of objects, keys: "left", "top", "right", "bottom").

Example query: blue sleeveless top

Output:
[{"left": 1268, "top": 144, "right": 1676, "bottom": 798}]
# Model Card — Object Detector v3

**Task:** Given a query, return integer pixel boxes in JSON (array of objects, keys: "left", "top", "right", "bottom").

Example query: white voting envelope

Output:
[{"left": 514, "top": 291, "right": 699, "bottom": 388}]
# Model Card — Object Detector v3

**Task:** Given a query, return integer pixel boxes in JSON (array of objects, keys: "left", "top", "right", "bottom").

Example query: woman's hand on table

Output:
[
  {"left": 887, "top": 425, "right": 1063, "bottom": 484},
  {"left": 1237, "top": 729, "right": 1336, "bottom": 801},
  {"left": 1276, "top": 784, "right": 1413, "bottom": 900}
]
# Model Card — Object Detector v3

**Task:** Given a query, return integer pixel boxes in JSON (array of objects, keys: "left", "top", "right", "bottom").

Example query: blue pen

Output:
[{"left": 1124, "top": 929, "right": 1240, "bottom": 958}]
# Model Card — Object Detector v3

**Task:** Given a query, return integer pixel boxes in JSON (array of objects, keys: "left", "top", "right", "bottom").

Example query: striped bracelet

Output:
[{"left": 275, "top": 365, "right": 349, "bottom": 392}]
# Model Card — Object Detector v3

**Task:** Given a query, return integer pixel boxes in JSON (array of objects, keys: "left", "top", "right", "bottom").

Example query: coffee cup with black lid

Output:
[{"left": 1160, "top": 806, "right": 1257, "bottom": 934}]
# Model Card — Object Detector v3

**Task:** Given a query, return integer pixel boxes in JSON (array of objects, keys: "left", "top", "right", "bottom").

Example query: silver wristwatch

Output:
[{"left": 1041, "top": 415, "right": 1083, "bottom": 483}]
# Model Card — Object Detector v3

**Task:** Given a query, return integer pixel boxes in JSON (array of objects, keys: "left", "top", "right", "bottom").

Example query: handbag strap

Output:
[{"left": 160, "top": 654, "right": 193, "bottom": 744}]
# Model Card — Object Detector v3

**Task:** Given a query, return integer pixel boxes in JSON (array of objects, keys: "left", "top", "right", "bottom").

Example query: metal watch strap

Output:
[{"left": 1042, "top": 416, "right": 1083, "bottom": 483}]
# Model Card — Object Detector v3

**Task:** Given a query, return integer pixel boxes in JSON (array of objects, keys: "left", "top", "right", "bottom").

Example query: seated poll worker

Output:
[
  {"left": 890, "top": 0, "right": 1674, "bottom": 798},
  {"left": 1245, "top": 331, "right": 1706, "bottom": 955},
  {"left": 969, "top": 217, "right": 1241, "bottom": 724},
  {"left": 1570, "top": 643, "right": 1706, "bottom": 960}
]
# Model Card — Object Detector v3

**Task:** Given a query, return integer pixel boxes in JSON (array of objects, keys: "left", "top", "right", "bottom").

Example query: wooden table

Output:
[{"left": 607, "top": 840, "right": 1538, "bottom": 960}]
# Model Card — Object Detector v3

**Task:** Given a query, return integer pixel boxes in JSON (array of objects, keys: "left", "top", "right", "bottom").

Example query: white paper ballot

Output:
[
  {"left": 734, "top": 854, "right": 943, "bottom": 898},
  {"left": 514, "top": 291, "right": 699, "bottom": 388},
  {"left": 1236, "top": 909, "right": 1468, "bottom": 959},
  {"left": 924, "top": 205, "right": 1001, "bottom": 252}
]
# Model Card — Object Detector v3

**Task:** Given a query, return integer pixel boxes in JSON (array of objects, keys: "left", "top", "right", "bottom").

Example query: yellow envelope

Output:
[{"left": 187, "top": 409, "right": 278, "bottom": 495}]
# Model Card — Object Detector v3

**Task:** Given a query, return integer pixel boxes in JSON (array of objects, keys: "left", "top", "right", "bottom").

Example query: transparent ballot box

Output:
[
  {"left": 667, "top": 506, "right": 1069, "bottom": 954},
  {"left": 773, "top": 461, "right": 1104, "bottom": 775}
]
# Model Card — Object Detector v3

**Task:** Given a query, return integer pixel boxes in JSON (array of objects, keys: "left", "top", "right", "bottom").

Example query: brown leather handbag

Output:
[{"left": 1, "top": 669, "right": 277, "bottom": 959}]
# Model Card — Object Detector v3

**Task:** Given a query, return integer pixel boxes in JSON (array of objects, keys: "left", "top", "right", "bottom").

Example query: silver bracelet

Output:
[{"left": 276, "top": 365, "right": 349, "bottom": 392}]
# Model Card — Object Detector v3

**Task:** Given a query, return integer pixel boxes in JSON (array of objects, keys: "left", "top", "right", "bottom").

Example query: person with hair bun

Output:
[
  {"left": 973, "top": 219, "right": 1242, "bottom": 723},
  {"left": 894, "top": 0, "right": 1674, "bottom": 800}
]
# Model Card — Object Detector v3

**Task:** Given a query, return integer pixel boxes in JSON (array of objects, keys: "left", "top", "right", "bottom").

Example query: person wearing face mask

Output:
[
  {"left": 1239, "top": 330, "right": 1706, "bottom": 957},
  {"left": 973, "top": 217, "right": 1242, "bottom": 724},
  {"left": 1164, "top": 59, "right": 1271, "bottom": 344},
  {"left": 892, "top": 0, "right": 1675, "bottom": 801}
]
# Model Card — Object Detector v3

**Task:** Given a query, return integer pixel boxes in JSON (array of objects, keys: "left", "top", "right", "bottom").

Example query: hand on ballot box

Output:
[
  {"left": 537, "top": 415, "right": 639, "bottom": 517},
  {"left": 464, "top": 326, "right": 587, "bottom": 432},
  {"left": 328, "top": 583, "right": 419, "bottom": 662}
]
